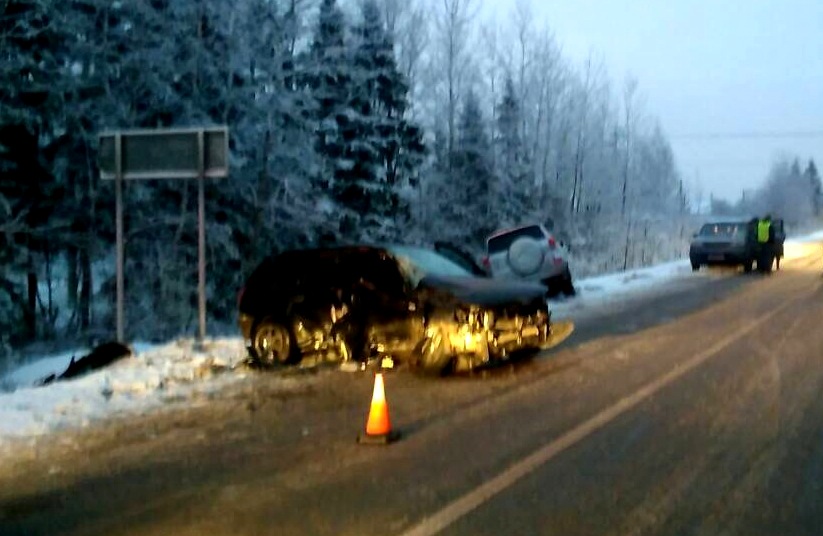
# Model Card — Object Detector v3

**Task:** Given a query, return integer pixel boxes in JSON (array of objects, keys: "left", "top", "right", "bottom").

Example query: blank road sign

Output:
[{"left": 99, "top": 126, "right": 229, "bottom": 180}]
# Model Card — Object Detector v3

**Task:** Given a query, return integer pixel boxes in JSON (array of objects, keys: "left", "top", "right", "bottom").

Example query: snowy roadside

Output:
[
  {"left": 550, "top": 228, "right": 823, "bottom": 318},
  {"left": 0, "top": 229, "right": 820, "bottom": 446},
  {"left": 0, "top": 339, "right": 253, "bottom": 444}
]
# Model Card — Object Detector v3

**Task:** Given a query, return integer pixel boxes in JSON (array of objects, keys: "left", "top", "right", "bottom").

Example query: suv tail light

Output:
[
  {"left": 482, "top": 256, "right": 491, "bottom": 268},
  {"left": 548, "top": 237, "right": 557, "bottom": 248}
]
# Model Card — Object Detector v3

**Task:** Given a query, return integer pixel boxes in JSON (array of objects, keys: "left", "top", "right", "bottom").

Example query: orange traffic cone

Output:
[{"left": 357, "top": 372, "right": 400, "bottom": 444}]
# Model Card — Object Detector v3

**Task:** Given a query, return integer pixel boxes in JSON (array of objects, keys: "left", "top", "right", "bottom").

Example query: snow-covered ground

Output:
[
  {"left": 0, "top": 339, "right": 251, "bottom": 443},
  {"left": 1, "top": 229, "right": 820, "bottom": 445},
  {"left": 552, "top": 228, "right": 823, "bottom": 316}
]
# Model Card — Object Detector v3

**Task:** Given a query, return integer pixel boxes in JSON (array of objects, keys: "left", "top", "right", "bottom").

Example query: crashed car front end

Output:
[
  {"left": 415, "top": 295, "right": 556, "bottom": 374},
  {"left": 238, "top": 245, "right": 573, "bottom": 375},
  {"left": 456, "top": 302, "right": 550, "bottom": 355}
]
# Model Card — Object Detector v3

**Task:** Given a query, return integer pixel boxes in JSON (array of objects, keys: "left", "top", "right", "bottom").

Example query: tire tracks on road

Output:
[{"left": 398, "top": 275, "right": 817, "bottom": 536}]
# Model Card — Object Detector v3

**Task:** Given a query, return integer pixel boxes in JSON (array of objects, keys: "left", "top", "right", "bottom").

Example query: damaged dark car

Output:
[{"left": 237, "top": 245, "right": 574, "bottom": 376}]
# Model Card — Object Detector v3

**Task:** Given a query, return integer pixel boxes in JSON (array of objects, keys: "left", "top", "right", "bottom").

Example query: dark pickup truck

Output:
[{"left": 689, "top": 218, "right": 785, "bottom": 273}]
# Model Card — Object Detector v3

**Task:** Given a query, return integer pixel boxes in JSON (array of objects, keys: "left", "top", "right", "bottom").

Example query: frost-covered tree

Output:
[
  {"left": 746, "top": 157, "right": 816, "bottom": 227},
  {"left": 0, "top": 0, "right": 71, "bottom": 342},
  {"left": 344, "top": 0, "right": 425, "bottom": 240},
  {"left": 495, "top": 77, "right": 532, "bottom": 225},
  {"left": 431, "top": 91, "right": 495, "bottom": 247},
  {"left": 805, "top": 159, "right": 821, "bottom": 217},
  {"left": 306, "top": 0, "right": 351, "bottom": 189},
  {"left": 1, "top": 0, "right": 705, "bottom": 356}
]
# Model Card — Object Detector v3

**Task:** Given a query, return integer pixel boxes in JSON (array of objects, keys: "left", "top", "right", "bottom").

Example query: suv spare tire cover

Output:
[{"left": 507, "top": 238, "right": 545, "bottom": 276}]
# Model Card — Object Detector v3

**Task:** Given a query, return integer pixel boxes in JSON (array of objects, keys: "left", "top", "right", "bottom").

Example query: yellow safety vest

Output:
[{"left": 757, "top": 220, "right": 771, "bottom": 243}]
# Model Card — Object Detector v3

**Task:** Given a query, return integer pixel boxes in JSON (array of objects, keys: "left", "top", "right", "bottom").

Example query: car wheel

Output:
[
  {"left": 691, "top": 262, "right": 700, "bottom": 272},
  {"left": 743, "top": 260, "right": 753, "bottom": 273},
  {"left": 412, "top": 328, "right": 454, "bottom": 376},
  {"left": 251, "top": 318, "right": 298, "bottom": 366}
]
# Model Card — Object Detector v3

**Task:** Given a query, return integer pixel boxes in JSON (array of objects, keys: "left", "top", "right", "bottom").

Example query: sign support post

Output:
[
  {"left": 196, "top": 130, "right": 207, "bottom": 347},
  {"left": 98, "top": 126, "right": 229, "bottom": 346},
  {"left": 115, "top": 133, "right": 125, "bottom": 343}
]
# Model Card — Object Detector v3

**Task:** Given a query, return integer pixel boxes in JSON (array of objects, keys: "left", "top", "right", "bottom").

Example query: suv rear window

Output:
[{"left": 487, "top": 226, "right": 546, "bottom": 253}]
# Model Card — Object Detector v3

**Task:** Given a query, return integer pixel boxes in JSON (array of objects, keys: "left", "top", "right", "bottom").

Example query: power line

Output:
[{"left": 670, "top": 130, "right": 823, "bottom": 141}]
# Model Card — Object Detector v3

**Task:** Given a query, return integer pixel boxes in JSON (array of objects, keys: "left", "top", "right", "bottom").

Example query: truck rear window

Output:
[{"left": 487, "top": 226, "right": 545, "bottom": 253}]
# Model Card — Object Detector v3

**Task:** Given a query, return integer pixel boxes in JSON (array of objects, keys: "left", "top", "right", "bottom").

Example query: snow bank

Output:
[
  {"left": 0, "top": 339, "right": 250, "bottom": 442},
  {"left": 550, "top": 227, "right": 823, "bottom": 315},
  {"left": 783, "top": 229, "right": 823, "bottom": 260}
]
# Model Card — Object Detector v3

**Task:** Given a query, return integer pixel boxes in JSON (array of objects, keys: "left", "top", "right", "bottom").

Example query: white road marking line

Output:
[{"left": 398, "top": 287, "right": 808, "bottom": 536}]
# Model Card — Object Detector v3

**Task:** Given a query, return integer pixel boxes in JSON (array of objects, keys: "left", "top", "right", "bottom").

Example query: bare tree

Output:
[
  {"left": 533, "top": 28, "right": 565, "bottom": 191},
  {"left": 511, "top": 0, "right": 533, "bottom": 144},
  {"left": 570, "top": 54, "right": 604, "bottom": 216},
  {"left": 382, "top": 0, "right": 404, "bottom": 35},
  {"left": 397, "top": 3, "right": 429, "bottom": 120},
  {"left": 432, "top": 0, "right": 477, "bottom": 165},
  {"left": 621, "top": 75, "right": 639, "bottom": 218},
  {"left": 480, "top": 22, "right": 503, "bottom": 172}
]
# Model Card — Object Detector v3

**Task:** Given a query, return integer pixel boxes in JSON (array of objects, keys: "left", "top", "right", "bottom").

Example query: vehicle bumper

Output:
[
  {"left": 690, "top": 248, "right": 750, "bottom": 265},
  {"left": 429, "top": 304, "right": 554, "bottom": 373}
]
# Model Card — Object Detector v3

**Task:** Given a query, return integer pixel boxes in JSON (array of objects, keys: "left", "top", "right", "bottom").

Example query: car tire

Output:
[
  {"left": 412, "top": 328, "right": 454, "bottom": 376},
  {"left": 251, "top": 318, "right": 299, "bottom": 366},
  {"left": 560, "top": 269, "right": 576, "bottom": 296},
  {"left": 743, "top": 260, "right": 753, "bottom": 273},
  {"left": 543, "top": 273, "right": 571, "bottom": 298},
  {"left": 691, "top": 262, "right": 700, "bottom": 272},
  {"left": 543, "top": 277, "right": 560, "bottom": 298}
]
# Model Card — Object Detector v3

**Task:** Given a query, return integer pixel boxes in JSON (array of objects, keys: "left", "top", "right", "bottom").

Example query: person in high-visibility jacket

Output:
[{"left": 756, "top": 214, "right": 774, "bottom": 273}]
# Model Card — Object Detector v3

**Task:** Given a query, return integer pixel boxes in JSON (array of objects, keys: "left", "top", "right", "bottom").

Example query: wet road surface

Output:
[{"left": 2, "top": 249, "right": 822, "bottom": 536}]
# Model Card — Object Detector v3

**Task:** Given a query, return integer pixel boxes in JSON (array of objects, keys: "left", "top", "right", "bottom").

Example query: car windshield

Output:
[
  {"left": 699, "top": 223, "right": 744, "bottom": 237},
  {"left": 388, "top": 246, "right": 472, "bottom": 283}
]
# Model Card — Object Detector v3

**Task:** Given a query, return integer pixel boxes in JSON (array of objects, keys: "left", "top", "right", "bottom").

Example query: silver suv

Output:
[{"left": 483, "top": 224, "right": 575, "bottom": 296}]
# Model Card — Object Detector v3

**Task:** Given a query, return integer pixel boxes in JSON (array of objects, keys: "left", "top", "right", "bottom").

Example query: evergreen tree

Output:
[
  {"left": 438, "top": 91, "right": 496, "bottom": 247},
  {"left": 0, "top": 0, "right": 69, "bottom": 342},
  {"left": 306, "top": 0, "right": 351, "bottom": 191},
  {"left": 805, "top": 159, "right": 821, "bottom": 217},
  {"left": 495, "top": 76, "right": 533, "bottom": 226},
  {"left": 344, "top": 0, "right": 424, "bottom": 239}
]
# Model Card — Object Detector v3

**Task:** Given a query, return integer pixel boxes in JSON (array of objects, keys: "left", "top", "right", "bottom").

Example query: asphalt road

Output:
[{"left": 1, "top": 248, "right": 822, "bottom": 536}]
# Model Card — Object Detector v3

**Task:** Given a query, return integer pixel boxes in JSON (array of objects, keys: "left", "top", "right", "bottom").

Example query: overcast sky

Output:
[{"left": 486, "top": 0, "right": 823, "bottom": 202}]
